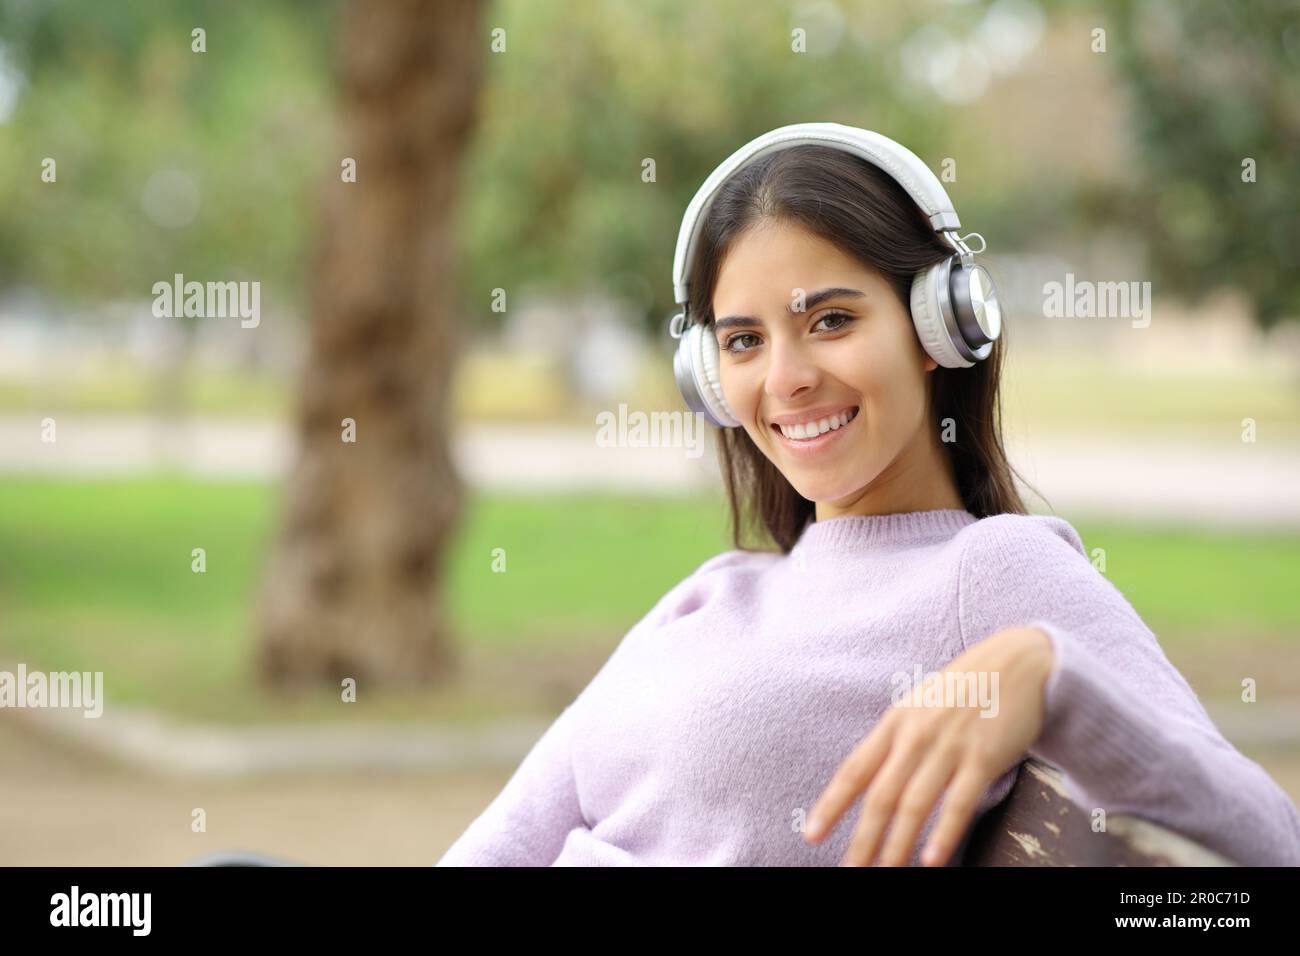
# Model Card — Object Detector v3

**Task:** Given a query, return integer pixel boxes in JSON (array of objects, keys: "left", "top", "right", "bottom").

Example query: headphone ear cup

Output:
[
  {"left": 695, "top": 324, "right": 741, "bottom": 427},
  {"left": 947, "top": 260, "right": 996, "bottom": 361},
  {"left": 910, "top": 261, "right": 973, "bottom": 369}
]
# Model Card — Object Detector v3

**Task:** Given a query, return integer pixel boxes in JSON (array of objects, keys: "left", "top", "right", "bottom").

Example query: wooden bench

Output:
[{"left": 958, "top": 757, "right": 1236, "bottom": 866}]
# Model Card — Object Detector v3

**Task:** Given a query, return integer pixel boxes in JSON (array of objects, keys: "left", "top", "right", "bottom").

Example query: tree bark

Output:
[{"left": 256, "top": 0, "right": 484, "bottom": 688}]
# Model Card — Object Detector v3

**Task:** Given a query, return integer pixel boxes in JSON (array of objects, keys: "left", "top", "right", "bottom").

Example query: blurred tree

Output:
[
  {"left": 255, "top": 0, "right": 483, "bottom": 686},
  {"left": 1092, "top": 0, "right": 1300, "bottom": 329}
]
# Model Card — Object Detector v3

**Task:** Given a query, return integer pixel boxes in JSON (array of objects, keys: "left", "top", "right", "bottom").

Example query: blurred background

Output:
[{"left": 1, "top": 0, "right": 1298, "bottom": 865}]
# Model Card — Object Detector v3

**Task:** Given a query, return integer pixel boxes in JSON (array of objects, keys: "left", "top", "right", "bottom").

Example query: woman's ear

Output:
[{"left": 923, "top": 354, "right": 938, "bottom": 373}]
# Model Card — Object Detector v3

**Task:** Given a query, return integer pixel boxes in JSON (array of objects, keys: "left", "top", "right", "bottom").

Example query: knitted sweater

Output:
[{"left": 435, "top": 508, "right": 1300, "bottom": 866}]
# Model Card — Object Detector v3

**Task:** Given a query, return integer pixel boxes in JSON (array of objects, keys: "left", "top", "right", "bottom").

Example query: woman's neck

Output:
[{"left": 814, "top": 424, "right": 964, "bottom": 522}]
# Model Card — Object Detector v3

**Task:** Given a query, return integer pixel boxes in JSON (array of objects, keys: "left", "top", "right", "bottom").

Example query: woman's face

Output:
[{"left": 711, "top": 219, "right": 945, "bottom": 513}]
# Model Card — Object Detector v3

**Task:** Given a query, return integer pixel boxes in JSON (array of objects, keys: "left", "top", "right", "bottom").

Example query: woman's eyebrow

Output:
[{"left": 714, "top": 287, "right": 866, "bottom": 330}]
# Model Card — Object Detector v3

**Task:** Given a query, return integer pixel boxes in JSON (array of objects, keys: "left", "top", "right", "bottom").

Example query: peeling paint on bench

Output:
[{"left": 960, "top": 758, "right": 1236, "bottom": 866}]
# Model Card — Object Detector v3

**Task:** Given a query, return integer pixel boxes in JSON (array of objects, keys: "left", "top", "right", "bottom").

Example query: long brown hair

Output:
[{"left": 686, "top": 143, "right": 1038, "bottom": 553}]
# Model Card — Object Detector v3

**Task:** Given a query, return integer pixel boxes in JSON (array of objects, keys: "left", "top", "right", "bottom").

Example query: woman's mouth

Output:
[{"left": 770, "top": 406, "right": 860, "bottom": 456}]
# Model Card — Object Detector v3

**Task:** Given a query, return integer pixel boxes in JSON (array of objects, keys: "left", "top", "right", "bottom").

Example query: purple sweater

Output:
[{"left": 435, "top": 508, "right": 1300, "bottom": 866}]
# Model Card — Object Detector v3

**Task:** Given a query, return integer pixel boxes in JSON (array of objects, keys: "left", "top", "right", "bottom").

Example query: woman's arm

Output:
[
  {"left": 958, "top": 514, "right": 1300, "bottom": 866},
  {"left": 435, "top": 548, "right": 754, "bottom": 866},
  {"left": 435, "top": 700, "right": 586, "bottom": 866}
]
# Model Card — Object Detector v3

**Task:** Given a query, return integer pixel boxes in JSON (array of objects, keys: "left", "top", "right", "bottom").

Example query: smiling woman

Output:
[
  {"left": 436, "top": 124, "right": 1300, "bottom": 869},
  {"left": 714, "top": 222, "right": 975, "bottom": 518},
  {"left": 683, "top": 137, "right": 1024, "bottom": 550}
]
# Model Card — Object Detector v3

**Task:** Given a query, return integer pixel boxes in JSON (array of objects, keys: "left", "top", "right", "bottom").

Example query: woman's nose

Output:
[{"left": 763, "top": 336, "right": 821, "bottom": 401}]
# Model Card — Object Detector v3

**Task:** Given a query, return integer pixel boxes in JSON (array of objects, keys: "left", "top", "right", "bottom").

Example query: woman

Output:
[{"left": 436, "top": 125, "right": 1300, "bottom": 867}]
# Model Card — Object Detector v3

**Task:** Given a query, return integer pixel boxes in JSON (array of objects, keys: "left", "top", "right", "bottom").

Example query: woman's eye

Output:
[
  {"left": 814, "top": 311, "right": 854, "bottom": 333},
  {"left": 723, "top": 332, "right": 760, "bottom": 354},
  {"left": 722, "top": 314, "right": 853, "bottom": 354}
]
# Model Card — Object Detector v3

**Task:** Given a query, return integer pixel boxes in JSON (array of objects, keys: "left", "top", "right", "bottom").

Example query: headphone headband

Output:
[
  {"left": 671, "top": 122, "right": 962, "bottom": 307},
  {"left": 667, "top": 122, "right": 1002, "bottom": 429}
]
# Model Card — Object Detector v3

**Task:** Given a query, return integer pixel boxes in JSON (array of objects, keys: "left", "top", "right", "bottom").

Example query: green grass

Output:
[
  {"left": 1066, "top": 521, "right": 1300, "bottom": 640},
  {"left": 0, "top": 477, "right": 731, "bottom": 722},
  {"left": 1, "top": 476, "right": 1297, "bottom": 723}
]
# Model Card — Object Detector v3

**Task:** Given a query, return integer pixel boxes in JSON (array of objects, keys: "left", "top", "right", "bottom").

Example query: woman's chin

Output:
[
  {"left": 790, "top": 478, "right": 870, "bottom": 505},
  {"left": 765, "top": 447, "right": 878, "bottom": 503}
]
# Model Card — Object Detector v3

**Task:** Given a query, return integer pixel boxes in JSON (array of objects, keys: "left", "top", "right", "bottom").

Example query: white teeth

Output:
[{"left": 778, "top": 407, "right": 857, "bottom": 440}]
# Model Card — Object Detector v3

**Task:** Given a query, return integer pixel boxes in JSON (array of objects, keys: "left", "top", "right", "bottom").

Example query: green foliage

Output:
[
  {"left": 1, "top": 0, "right": 1295, "bottom": 335},
  {"left": 0, "top": 0, "right": 964, "bottom": 331},
  {"left": 0, "top": 0, "right": 338, "bottom": 303},
  {"left": 1093, "top": 0, "right": 1300, "bottom": 328},
  {"left": 459, "top": 0, "right": 960, "bottom": 331}
]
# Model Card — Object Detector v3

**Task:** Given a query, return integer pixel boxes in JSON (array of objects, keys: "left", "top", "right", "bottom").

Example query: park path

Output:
[
  {"left": 0, "top": 713, "right": 499, "bottom": 866},
  {"left": 2, "top": 415, "right": 1298, "bottom": 528}
]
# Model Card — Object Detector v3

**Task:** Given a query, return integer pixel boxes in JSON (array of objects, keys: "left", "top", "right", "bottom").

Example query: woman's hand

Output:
[{"left": 803, "top": 625, "right": 1055, "bottom": 866}]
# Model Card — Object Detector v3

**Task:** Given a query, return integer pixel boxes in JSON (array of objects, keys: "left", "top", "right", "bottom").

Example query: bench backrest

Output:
[{"left": 960, "top": 758, "right": 1236, "bottom": 866}]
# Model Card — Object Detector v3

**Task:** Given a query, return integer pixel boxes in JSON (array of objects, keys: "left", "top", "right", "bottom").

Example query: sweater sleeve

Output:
[
  {"left": 435, "top": 548, "right": 756, "bottom": 866},
  {"left": 434, "top": 698, "right": 586, "bottom": 866},
  {"left": 957, "top": 513, "right": 1300, "bottom": 866}
]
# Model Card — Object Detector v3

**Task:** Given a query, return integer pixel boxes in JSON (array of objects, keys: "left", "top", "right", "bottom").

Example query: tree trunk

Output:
[{"left": 256, "top": 0, "right": 484, "bottom": 688}]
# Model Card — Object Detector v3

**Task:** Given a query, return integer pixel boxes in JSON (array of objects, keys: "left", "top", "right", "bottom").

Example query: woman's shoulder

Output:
[
  {"left": 633, "top": 547, "right": 780, "bottom": 635},
  {"left": 953, "top": 511, "right": 1089, "bottom": 564},
  {"left": 951, "top": 511, "right": 1130, "bottom": 650},
  {"left": 687, "top": 546, "right": 783, "bottom": 578}
]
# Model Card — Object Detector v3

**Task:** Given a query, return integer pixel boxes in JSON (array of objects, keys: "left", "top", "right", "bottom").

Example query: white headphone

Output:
[{"left": 668, "top": 122, "right": 1003, "bottom": 429}]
